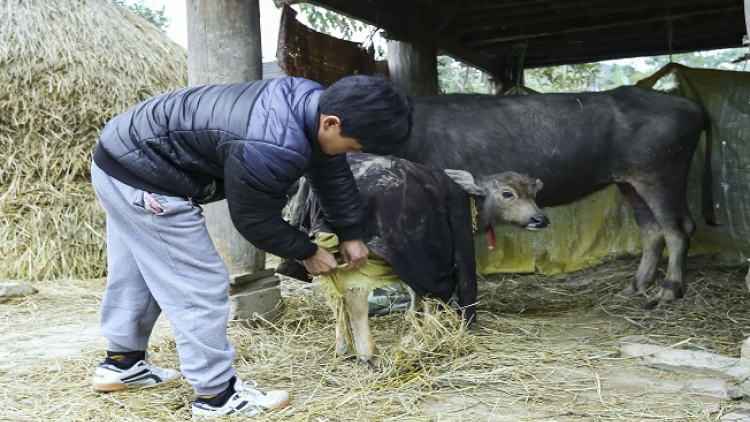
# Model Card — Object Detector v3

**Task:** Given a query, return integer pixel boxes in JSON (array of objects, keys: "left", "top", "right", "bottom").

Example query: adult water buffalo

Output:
[{"left": 392, "top": 86, "right": 717, "bottom": 308}]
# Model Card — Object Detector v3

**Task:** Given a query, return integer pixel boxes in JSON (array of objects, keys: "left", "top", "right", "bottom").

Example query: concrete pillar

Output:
[{"left": 186, "top": 0, "right": 282, "bottom": 321}]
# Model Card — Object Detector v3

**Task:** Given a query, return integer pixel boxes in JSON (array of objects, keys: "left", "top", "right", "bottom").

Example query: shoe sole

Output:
[
  {"left": 191, "top": 395, "right": 291, "bottom": 420},
  {"left": 92, "top": 374, "right": 183, "bottom": 393},
  {"left": 267, "top": 395, "right": 291, "bottom": 413}
]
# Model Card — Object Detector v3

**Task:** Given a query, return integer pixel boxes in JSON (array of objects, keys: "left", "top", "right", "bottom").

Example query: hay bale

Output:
[{"left": 0, "top": 0, "right": 187, "bottom": 280}]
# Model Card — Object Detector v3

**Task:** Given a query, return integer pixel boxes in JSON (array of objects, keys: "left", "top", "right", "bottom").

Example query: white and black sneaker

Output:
[
  {"left": 192, "top": 376, "right": 291, "bottom": 419},
  {"left": 92, "top": 352, "right": 182, "bottom": 392}
]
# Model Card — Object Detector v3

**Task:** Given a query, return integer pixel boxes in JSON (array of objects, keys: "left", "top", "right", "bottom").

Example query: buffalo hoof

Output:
[
  {"left": 342, "top": 353, "right": 379, "bottom": 368},
  {"left": 347, "top": 354, "right": 378, "bottom": 368},
  {"left": 621, "top": 276, "right": 650, "bottom": 297},
  {"left": 619, "top": 285, "right": 637, "bottom": 297},
  {"left": 362, "top": 356, "right": 379, "bottom": 369},
  {"left": 644, "top": 282, "right": 684, "bottom": 309},
  {"left": 644, "top": 296, "right": 678, "bottom": 310},
  {"left": 603, "top": 292, "right": 630, "bottom": 307},
  {"left": 644, "top": 297, "right": 661, "bottom": 310},
  {"left": 335, "top": 338, "right": 349, "bottom": 358}
]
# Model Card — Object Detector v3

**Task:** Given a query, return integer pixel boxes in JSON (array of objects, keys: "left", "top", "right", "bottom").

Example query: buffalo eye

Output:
[{"left": 502, "top": 190, "right": 515, "bottom": 199}]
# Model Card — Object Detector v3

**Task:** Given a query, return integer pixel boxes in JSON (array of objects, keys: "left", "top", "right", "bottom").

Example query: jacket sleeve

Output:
[
  {"left": 223, "top": 147, "right": 319, "bottom": 260},
  {"left": 306, "top": 152, "right": 365, "bottom": 242},
  {"left": 220, "top": 78, "right": 325, "bottom": 260}
]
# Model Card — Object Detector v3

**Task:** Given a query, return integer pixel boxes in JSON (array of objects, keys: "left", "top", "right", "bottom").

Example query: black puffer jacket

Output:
[{"left": 93, "top": 77, "right": 364, "bottom": 260}]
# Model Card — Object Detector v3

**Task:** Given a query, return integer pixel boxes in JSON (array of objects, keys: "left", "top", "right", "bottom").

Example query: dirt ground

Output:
[{"left": 2, "top": 257, "right": 750, "bottom": 421}]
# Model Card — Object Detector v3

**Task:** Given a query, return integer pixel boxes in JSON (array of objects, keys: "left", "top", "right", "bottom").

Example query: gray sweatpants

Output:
[{"left": 91, "top": 162, "right": 236, "bottom": 396}]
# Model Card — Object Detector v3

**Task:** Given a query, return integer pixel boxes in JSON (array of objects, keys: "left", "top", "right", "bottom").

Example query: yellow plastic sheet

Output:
[
  {"left": 479, "top": 64, "right": 750, "bottom": 275},
  {"left": 313, "top": 233, "right": 402, "bottom": 304}
]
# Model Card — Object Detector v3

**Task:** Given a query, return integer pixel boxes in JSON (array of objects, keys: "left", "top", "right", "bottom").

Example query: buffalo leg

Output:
[
  {"left": 630, "top": 181, "right": 694, "bottom": 307},
  {"left": 407, "top": 286, "right": 419, "bottom": 313},
  {"left": 405, "top": 286, "right": 434, "bottom": 318},
  {"left": 680, "top": 205, "right": 697, "bottom": 240},
  {"left": 406, "top": 286, "right": 420, "bottom": 323},
  {"left": 617, "top": 183, "right": 665, "bottom": 294},
  {"left": 343, "top": 290, "right": 378, "bottom": 367}
]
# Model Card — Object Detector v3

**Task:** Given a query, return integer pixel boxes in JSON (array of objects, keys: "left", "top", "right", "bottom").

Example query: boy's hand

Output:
[
  {"left": 303, "top": 247, "right": 339, "bottom": 276},
  {"left": 339, "top": 239, "right": 368, "bottom": 270}
]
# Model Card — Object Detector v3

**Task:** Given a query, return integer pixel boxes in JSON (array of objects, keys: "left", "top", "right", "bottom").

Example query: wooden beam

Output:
[
  {"left": 520, "top": 25, "right": 743, "bottom": 67},
  {"left": 526, "top": 25, "right": 739, "bottom": 51},
  {"left": 468, "top": 5, "right": 743, "bottom": 47},
  {"left": 387, "top": 1, "right": 438, "bottom": 97},
  {"left": 524, "top": 35, "right": 743, "bottom": 67},
  {"left": 435, "top": 34, "right": 502, "bottom": 78},
  {"left": 478, "top": 11, "right": 741, "bottom": 65},
  {"left": 449, "top": 0, "right": 625, "bottom": 21},
  {"left": 450, "top": 0, "right": 728, "bottom": 27},
  {"left": 441, "top": 0, "right": 560, "bottom": 14}
]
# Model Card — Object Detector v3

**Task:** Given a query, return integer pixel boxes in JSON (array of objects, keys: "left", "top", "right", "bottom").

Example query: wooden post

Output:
[
  {"left": 187, "top": 0, "right": 262, "bottom": 84},
  {"left": 385, "top": 3, "right": 438, "bottom": 97},
  {"left": 186, "top": 0, "right": 282, "bottom": 321}
]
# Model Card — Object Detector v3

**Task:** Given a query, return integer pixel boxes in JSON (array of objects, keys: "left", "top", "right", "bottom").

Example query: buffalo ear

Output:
[{"left": 444, "top": 169, "right": 484, "bottom": 196}]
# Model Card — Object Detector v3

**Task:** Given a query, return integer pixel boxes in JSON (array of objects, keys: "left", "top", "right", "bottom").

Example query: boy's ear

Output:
[{"left": 320, "top": 114, "right": 341, "bottom": 131}]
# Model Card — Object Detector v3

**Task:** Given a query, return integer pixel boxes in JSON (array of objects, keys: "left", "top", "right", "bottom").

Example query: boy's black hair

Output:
[{"left": 319, "top": 75, "right": 414, "bottom": 154}]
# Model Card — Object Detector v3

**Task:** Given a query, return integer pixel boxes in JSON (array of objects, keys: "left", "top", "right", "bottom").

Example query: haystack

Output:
[{"left": 0, "top": 0, "right": 187, "bottom": 280}]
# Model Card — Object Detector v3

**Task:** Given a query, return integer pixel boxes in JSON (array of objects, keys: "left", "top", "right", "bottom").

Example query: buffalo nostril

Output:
[{"left": 533, "top": 215, "right": 550, "bottom": 228}]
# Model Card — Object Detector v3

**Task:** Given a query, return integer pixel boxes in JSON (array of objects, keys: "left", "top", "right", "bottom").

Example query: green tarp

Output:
[{"left": 477, "top": 64, "right": 750, "bottom": 275}]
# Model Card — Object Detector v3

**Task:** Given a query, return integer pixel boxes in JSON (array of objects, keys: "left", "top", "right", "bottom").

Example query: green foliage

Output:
[
  {"left": 437, "top": 56, "right": 487, "bottom": 94},
  {"left": 438, "top": 58, "right": 640, "bottom": 94},
  {"left": 599, "top": 63, "right": 640, "bottom": 88},
  {"left": 645, "top": 48, "right": 750, "bottom": 72},
  {"left": 525, "top": 63, "right": 603, "bottom": 93},
  {"left": 298, "top": 3, "right": 365, "bottom": 40},
  {"left": 297, "top": 4, "right": 385, "bottom": 58},
  {"left": 115, "top": 0, "right": 170, "bottom": 32},
  {"left": 523, "top": 62, "right": 652, "bottom": 93}
]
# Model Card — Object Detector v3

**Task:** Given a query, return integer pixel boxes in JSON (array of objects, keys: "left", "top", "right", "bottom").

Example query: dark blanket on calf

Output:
[{"left": 276, "top": 154, "right": 478, "bottom": 322}]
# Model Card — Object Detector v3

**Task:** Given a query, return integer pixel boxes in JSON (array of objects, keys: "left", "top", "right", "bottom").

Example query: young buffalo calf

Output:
[{"left": 278, "top": 154, "right": 548, "bottom": 366}]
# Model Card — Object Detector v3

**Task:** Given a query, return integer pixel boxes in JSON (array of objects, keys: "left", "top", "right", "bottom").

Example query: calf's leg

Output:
[
  {"left": 343, "top": 290, "right": 378, "bottom": 367},
  {"left": 405, "top": 286, "right": 433, "bottom": 320},
  {"left": 335, "top": 298, "right": 349, "bottom": 358},
  {"left": 406, "top": 285, "right": 420, "bottom": 319}
]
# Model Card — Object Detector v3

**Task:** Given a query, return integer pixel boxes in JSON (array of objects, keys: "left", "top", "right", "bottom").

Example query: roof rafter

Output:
[
  {"left": 467, "top": 5, "right": 743, "bottom": 47},
  {"left": 276, "top": 0, "right": 748, "bottom": 72}
]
